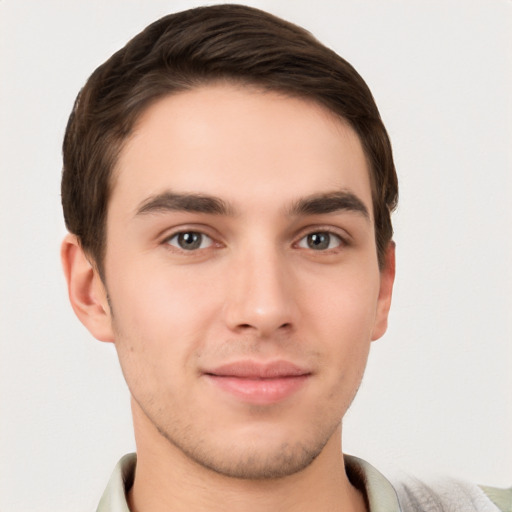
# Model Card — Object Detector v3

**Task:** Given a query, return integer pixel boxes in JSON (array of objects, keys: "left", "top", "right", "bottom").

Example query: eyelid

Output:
[
  {"left": 165, "top": 231, "right": 214, "bottom": 250},
  {"left": 293, "top": 225, "right": 352, "bottom": 246},
  {"left": 158, "top": 223, "right": 219, "bottom": 241},
  {"left": 298, "top": 231, "right": 342, "bottom": 248},
  {"left": 157, "top": 223, "right": 352, "bottom": 253},
  {"left": 159, "top": 225, "right": 224, "bottom": 253}
]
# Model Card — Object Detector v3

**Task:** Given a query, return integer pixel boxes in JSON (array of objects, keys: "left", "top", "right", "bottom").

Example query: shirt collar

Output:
[
  {"left": 345, "top": 454, "right": 402, "bottom": 512},
  {"left": 96, "top": 453, "right": 401, "bottom": 512},
  {"left": 96, "top": 453, "right": 136, "bottom": 512}
]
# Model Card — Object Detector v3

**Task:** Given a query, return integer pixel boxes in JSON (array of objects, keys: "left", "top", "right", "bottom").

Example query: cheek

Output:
[
  {"left": 300, "top": 267, "right": 379, "bottom": 382},
  {"left": 106, "top": 260, "right": 225, "bottom": 390},
  {"left": 110, "top": 259, "right": 219, "bottom": 331},
  {"left": 302, "top": 265, "right": 380, "bottom": 338}
]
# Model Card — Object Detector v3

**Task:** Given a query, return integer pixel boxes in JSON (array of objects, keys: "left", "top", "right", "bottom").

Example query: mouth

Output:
[{"left": 203, "top": 360, "right": 311, "bottom": 405}]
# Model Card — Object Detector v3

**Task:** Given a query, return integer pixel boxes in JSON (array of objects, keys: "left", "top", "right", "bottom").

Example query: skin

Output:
[{"left": 62, "top": 84, "right": 395, "bottom": 512}]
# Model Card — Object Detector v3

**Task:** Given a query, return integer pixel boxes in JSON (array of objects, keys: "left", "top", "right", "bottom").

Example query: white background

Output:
[{"left": 0, "top": 1, "right": 510, "bottom": 510}]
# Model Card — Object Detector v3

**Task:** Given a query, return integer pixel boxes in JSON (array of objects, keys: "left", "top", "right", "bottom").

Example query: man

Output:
[{"left": 60, "top": 5, "right": 510, "bottom": 511}]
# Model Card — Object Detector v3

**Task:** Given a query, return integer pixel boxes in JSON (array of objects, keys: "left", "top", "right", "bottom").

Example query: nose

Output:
[{"left": 223, "top": 246, "right": 298, "bottom": 337}]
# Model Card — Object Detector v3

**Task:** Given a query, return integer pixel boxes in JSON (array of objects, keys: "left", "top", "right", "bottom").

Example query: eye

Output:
[
  {"left": 297, "top": 231, "right": 343, "bottom": 251},
  {"left": 165, "top": 231, "right": 214, "bottom": 251}
]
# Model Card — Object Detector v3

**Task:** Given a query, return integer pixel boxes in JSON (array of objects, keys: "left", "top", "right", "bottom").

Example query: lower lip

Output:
[{"left": 205, "top": 374, "right": 309, "bottom": 405}]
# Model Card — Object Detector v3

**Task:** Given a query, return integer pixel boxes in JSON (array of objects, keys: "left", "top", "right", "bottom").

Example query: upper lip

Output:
[{"left": 204, "top": 360, "right": 311, "bottom": 379}]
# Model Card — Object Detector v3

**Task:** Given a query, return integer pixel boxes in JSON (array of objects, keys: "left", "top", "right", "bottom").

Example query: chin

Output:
[
  {"left": 157, "top": 419, "right": 339, "bottom": 480},
  {"left": 184, "top": 440, "right": 325, "bottom": 480}
]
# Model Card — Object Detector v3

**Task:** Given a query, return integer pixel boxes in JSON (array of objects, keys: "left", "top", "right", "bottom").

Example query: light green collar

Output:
[{"left": 96, "top": 452, "right": 401, "bottom": 512}]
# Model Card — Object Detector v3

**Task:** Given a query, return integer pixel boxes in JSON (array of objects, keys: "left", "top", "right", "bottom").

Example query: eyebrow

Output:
[
  {"left": 136, "top": 192, "right": 233, "bottom": 216},
  {"left": 135, "top": 189, "right": 369, "bottom": 220},
  {"left": 287, "top": 191, "right": 370, "bottom": 220}
]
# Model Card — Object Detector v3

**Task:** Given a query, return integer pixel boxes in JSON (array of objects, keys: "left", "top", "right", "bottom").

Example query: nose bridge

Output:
[{"left": 224, "top": 238, "right": 296, "bottom": 335}]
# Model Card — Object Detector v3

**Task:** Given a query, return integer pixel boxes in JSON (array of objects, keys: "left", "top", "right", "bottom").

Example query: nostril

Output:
[{"left": 235, "top": 322, "right": 291, "bottom": 332}]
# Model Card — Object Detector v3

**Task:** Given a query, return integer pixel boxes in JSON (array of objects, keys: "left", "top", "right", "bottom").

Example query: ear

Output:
[
  {"left": 61, "top": 234, "right": 114, "bottom": 342},
  {"left": 371, "top": 242, "right": 396, "bottom": 341}
]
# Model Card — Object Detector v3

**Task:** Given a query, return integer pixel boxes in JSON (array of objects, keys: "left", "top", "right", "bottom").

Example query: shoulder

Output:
[
  {"left": 393, "top": 477, "right": 511, "bottom": 512},
  {"left": 345, "top": 454, "right": 510, "bottom": 512},
  {"left": 480, "top": 485, "right": 512, "bottom": 512}
]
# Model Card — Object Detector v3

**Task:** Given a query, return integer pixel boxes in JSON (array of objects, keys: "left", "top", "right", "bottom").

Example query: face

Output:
[{"left": 95, "top": 84, "right": 394, "bottom": 478}]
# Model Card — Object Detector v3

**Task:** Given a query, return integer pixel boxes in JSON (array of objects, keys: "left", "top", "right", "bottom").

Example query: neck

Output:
[{"left": 128, "top": 402, "right": 366, "bottom": 512}]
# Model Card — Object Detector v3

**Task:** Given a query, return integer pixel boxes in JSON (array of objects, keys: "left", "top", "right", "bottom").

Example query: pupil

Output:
[
  {"left": 308, "top": 233, "right": 329, "bottom": 250},
  {"left": 179, "top": 232, "right": 201, "bottom": 250}
]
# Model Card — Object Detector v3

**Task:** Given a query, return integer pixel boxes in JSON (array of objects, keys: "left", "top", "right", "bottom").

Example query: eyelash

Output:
[
  {"left": 161, "top": 227, "right": 350, "bottom": 254},
  {"left": 295, "top": 231, "right": 346, "bottom": 252},
  {"left": 163, "top": 230, "right": 217, "bottom": 252}
]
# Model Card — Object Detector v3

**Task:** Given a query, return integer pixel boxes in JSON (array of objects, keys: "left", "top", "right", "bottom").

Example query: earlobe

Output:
[
  {"left": 371, "top": 242, "right": 396, "bottom": 341},
  {"left": 61, "top": 234, "right": 115, "bottom": 343}
]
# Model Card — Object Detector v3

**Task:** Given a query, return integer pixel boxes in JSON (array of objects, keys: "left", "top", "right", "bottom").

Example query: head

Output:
[
  {"left": 61, "top": 4, "right": 397, "bottom": 481},
  {"left": 61, "top": 4, "right": 397, "bottom": 278}
]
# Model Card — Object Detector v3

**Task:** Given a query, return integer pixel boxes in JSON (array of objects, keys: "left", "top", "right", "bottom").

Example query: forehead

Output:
[{"left": 111, "top": 84, "right": 373, "bottom": 218}]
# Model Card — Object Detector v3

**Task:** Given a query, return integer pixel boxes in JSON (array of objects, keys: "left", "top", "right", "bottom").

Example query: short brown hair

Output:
[{"left": 61, "top": 4, "right": 398, "bottom": 275}]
